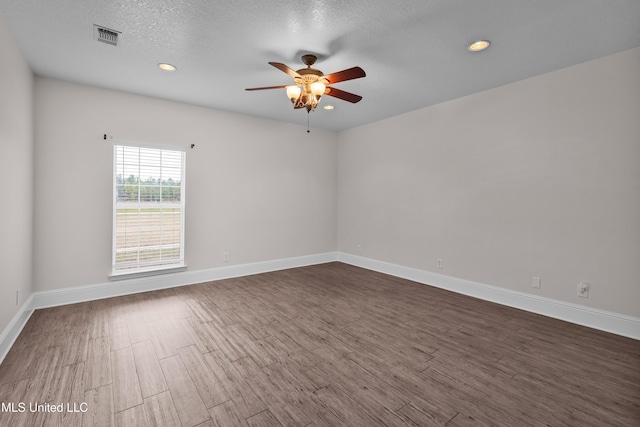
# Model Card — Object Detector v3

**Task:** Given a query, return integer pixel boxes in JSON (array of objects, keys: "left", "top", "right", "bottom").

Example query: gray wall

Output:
[
  {"left": 33, "top": 78, "right": 338, "bottom": 292},
  {"left": 0, "top": 14, "right": 34, "bottom": 330},
  {"left": 338, "top": 47, "right": 640, "bottom": 317}
]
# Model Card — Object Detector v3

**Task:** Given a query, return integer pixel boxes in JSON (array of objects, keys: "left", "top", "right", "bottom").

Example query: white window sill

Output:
[{"left": 109, "top": 264, "right": 187, "bottom": 281}]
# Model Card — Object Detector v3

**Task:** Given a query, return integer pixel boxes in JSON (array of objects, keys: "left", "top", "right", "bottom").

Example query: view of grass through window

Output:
[{"left": 113, "top": 144, "right": 185, "bottom": 272}]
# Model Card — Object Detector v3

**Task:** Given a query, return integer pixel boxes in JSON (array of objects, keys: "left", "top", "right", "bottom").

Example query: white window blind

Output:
[{"left": 112, "top": 143, "right": 185, "bottom": 274}]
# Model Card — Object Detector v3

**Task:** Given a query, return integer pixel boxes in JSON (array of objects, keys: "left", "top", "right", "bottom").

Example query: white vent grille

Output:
[{"left": 94, "top": 25, "right": 120, "bottom": 46}]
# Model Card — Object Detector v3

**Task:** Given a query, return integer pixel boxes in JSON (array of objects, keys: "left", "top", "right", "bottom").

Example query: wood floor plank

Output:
[
  {"left": 87, "top": 306, "right": 110, "bottom": 340},
  {"left": 511, "top": 371, "right": 640, "bottom": 426},
  {"left": 84, "top": 336, "right": 111, "bottom": 391},
  {"left": 200, "top": 322, "right": 246, "bottom": 361},
  {"left": 204, "top": 350, "right": 267, "bottom": 419},
  {"left": 35, "top": 346, "right": 66, "bottom": 402},
  {"left": 160, "top": 354, "right": 211, "bottom": 426},
  {"left": 131, "top": 340, "right": 167, "bottom": 398},
  {"left": 419, "top": 366, "right": 538, "bottom": 426},
  {"left": 114, "top": 404, "right": 148, "bottom": 427},
  {"left": 215, "top": 308, "right": 245, "bottom": 327},
  {"left": 395, "top": 403, "right": 451, "bottom": 427},
  {"left": 83, "top": 384, "right": 114, "bottom": 427},
  {"left": 246, "top": 409, "right": 283, "bottom": 427},
  {"left": 312, "top": 384, "right": 402, "bottom": 427},
  {"left": 146, "top": 317, "right": 195, "bottom": 360},
  {"left": 0, "top": 377, "right": 42, "bottom": 427},
  {"left": 143, "top": 391, "right": 181, "bottom": 426},
  {"left": 136, "top": 293, "right": 165, "bottom": 323},
  {"left": 0, "top": 337, "right": 38, "bottom": 384},
  {"left": 429, "top": 345, "right": 517, "bottom": 382},
  {"left": 313, "top": 357, "right": 407, "bottom": 411},
  {"left": 109, "top": 319, "right": 131, "bottom": 351},
  {"left": 181, "top": 316, "right": 221, "bottom": 354},
  {"left": 58, "top": 361, "right": 86, "bottom": 427},
  {"left": 446, "top": 412, "right": 494, "bottom": 427},
  {"left": 208, "top": 400, "right": 248, "bottom": 427},
  {"left": 178, "top": 345, "right": 229, "bottom": 408},
  {"left": 61, "top": 324, "right": 90, "bottom": 366},
  {"left": 185, "top": 298, "right": 215, "bottom": 322},
  {"left": 247, "top": 365, "right": 314, "bottom": 426},
  {"left": 127, "top": 319, "right": 151, "bottom": 344},
  {"left": 111, "top": 347, "right": 143, "bottom": 412}
]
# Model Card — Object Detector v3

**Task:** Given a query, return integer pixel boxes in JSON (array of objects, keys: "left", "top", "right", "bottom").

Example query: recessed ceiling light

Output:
[
  {"left": 468, "top": 40, "right": 491, "bottom": 52},
  {"left": 158, "top": 63, "right": 177, "bottom": 71},
  {"left": 323, "top": 105, "right": 334, "bottom": 110}
]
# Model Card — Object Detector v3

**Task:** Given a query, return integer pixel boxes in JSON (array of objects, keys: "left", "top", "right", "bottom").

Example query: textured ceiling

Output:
[{"left": 1, "top": 0, "right": 639, "bottom": 131}]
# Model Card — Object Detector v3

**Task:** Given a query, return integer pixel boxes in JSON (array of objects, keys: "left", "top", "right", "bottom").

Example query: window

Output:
[{"left": 112, "top": 142, "right": 185, "bottom": 275}]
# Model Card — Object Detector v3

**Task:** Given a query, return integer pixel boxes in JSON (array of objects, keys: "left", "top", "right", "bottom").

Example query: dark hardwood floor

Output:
[{"left": 1, "top": 262, "right": 638, "bottom": 426}]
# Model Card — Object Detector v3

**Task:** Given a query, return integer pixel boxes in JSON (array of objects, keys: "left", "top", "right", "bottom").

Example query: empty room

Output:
[{"left": 1, "top": 1, "right": 639, "bottom": 426}]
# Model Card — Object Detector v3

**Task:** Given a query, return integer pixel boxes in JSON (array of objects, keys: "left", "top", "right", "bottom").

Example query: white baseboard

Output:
[
  {"left": 338, "top": 252, "right": 640, "bottom": 341},
  {"left": 30, "top": 252, "right": 338, "bottom": 310},
  {"left": 0, "top": 293, "right": 35, "bottom": 365}
]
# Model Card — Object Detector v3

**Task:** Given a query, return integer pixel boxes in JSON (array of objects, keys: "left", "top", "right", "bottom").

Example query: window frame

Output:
[{"left": 110, "top": 140, "right": 186, "bottom": 278}]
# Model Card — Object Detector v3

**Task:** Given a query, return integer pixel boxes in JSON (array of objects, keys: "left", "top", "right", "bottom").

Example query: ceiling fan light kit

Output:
[{"left": 246, "top": 54, "right": 365, "bottom": 114}]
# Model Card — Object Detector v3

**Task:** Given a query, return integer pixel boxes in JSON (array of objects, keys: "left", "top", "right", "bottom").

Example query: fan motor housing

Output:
[
  {"left": 297, "top": 67, "right": 322, "bottom": 76},
  {"left": 295, "top": 68, "right": 328, "bottom": 86}
]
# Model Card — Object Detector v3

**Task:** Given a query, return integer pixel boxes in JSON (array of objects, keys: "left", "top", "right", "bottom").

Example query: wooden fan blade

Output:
[
  {"left": 269, "top": 62, "right": 301, "bottom": 79},
  {"left": 324, "top": 86, "right": 362, "bottom": 103},
  {"left": 323, "top": 66, "right": 366, "bottom": 84},
  {"left": 245, "top": 85, "right": 288, "bottom": 91}
]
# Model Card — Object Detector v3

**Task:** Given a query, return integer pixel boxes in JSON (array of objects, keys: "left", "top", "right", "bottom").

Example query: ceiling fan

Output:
[{"left": 245, "top": 54, "right": 366, "bottom": 113}]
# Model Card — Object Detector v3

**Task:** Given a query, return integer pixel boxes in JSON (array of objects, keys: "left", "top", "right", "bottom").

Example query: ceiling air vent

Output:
[{"left": 93, "top": 25, "right": 120, "bottom": 46}]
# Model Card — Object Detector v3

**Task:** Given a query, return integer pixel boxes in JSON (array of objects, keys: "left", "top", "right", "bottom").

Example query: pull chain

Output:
[{"left": 307, "top": 111, "right": 310, "bottom": 133}]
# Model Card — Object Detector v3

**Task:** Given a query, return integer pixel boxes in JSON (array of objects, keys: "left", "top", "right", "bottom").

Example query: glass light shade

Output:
[
  {"left": 286, "top": 85, "right": 301, "bottom": 100},
  {"left": 310, "top": 82, "right": 326, "bottom": 96},
  {"left": 468, "top": 40, "right": 490, "bottom": 51},
  {"left": 158, "top": 63, "right": 177, "bottom": 71}
]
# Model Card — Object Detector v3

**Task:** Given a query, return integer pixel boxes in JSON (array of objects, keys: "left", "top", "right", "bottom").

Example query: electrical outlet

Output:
[
  {"left": 356, "top": 244, "right": 362, "bottom": 254},
  {"left": 437, "top": 258, "right": 443, "bottom": 269},
  {"left": 532, "top": 277, "right": 541, "bottom": 289},
  {"left": 223, "top": 252, "right": 230, "bottom": 262},
  {"left": 16, "top": 290, "right": 20, "bottom": 306},
  {"left": 577, "top": 281, "right": 590, "bottom": 298}
]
